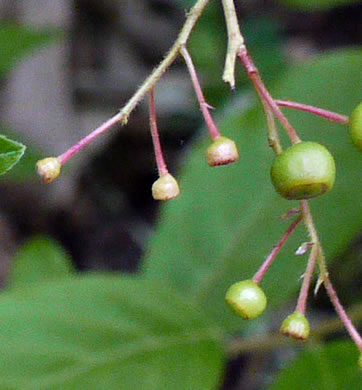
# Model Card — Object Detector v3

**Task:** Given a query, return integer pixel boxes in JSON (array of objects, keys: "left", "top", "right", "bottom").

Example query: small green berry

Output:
[
  {"left": 349, "top": 102, "right": 362, "bottom": 151},
  {"left": 280, "top": 312, "right": 310, "bottom": 341},
  {"left": 152, "top": 173, "right": 180, "bottom": 201},
  {"left": 36, "top": 157, "right": 61, "bottom": 183},
  {"left": 271, "top": 142, "right": 336, "bottom": 200},
  {"left": 225, "top": 280, "right": 267, "bottom": 320},
  {"left": 206, "top": 136, "right": 239, "bottom": 167}
]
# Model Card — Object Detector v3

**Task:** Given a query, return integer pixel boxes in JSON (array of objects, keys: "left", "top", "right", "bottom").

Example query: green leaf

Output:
[
  {"left": 5, "top": 142, "right": 42, "bottom": 180},
  {"left": 0, "top": 275, "right": 225, "bottom": 389},
  {"left": 0, "top": 134, "right": 26, "bottom": 175},
  {"left": 0, "top": 124, "right": 43, "bottom": 181},
  {"left": 270, "top": 341, "right": 361, "bottom": 389},
  {"left": 143, "top": 49, "right": 362, "bottom": 331},
  {"left": 0, "top": 23, "right": 60, "bottom": 77},
  {"left": 8, "top": 235, "right": 74, "bottom": 289},
  {"left": 278, "top": 0, "right": 360, "bottom": 11}
]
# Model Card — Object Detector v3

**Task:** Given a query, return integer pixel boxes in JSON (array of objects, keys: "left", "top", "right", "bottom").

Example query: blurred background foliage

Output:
[
  {"left": 0, "top": 0, "right": 360, "bottom": 389},
  {"left": 0, "top": 23, "right": 60, "bottom": 77}
]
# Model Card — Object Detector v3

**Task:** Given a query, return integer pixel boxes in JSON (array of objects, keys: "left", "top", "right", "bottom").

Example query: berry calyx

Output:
[
  {"left": 349, "top": 102, "right": 362, "bottom": 151},
  {"left": 280, "top": 312, "right": 310, "bottom": 341},
  {"left": 225, "top": 280, "right": 267, "bottom": 320},
  {"left": 152, "top": 173, "right": 180, "bottom": 201},
  {"left": 206, "top": 136, "right": 239, "bottom": 167},
  {"left": 36, "top": 157, "right": 61, "bottom": 183},
  {"left": 270, "top": 142, "right": 336, "bottom": 200}
]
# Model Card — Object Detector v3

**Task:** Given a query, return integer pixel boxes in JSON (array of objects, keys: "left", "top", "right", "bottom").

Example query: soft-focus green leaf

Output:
[
  {"left": 5, "top": 143, "right": 42, "bottom": 180},
  {"left": 0, "top": 23, "right": 60, "bottom": 77},
  {"left": 278, "top": 0, "right": 360, "bottom": 11},
  {"left": 0, "top": 275, "right": 224, "bottom": 389},
  {"left": 0, "top": 124, "right": 43, "bottom": 180},
  {"left": 173, "top": 0, "right": 195, "bottom": 8},
  {"left": 270, "top": 341, "right": 361, "bottom": 389},
  {"left": 0, "top": 135, "right": 26, "bottom": 175},
  {"left": 143, "top": 49, "right": 362, "bottom": 331},
  {"left": 8, "top": 235, "right": 74, "bottom": 289}
]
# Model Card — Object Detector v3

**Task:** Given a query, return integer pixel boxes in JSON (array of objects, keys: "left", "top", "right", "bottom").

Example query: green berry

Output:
[
  {"left": 206, "top": 136, "right": 239, "bottom": 167},
  {"left": 271, "top": 142, "right": 336, "bottom": 200},
  {"left": 36, "top": 157, "right": 61, "bottom": 183},
  {"left": 152, "top": 173, "right": 180, "bottom": 201},
  {"left": 225, "top": 280, "right": 267, "bottom": 320},
  {"left": 280, "top": 312, "right": 310, "bottom": 341},
  {"left": 349, "top": 102, "right": 362, "bottom": 151}
]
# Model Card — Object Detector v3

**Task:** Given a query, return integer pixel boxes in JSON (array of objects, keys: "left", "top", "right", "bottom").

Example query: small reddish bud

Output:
[
  {"left": 36, "top": 157, "right": 61, "bottom": 183},
  {"left": 206, "top": 136, "right": 239, "bottom": 167},
  {"left": 280, "top": 312, "right": 310, "bottom": 341},
  {"left": 152, "top": 173, "right": 180, "bottom": 201},
  {"left": 225, "top": 280, "right": 267, "bottom": 320}
]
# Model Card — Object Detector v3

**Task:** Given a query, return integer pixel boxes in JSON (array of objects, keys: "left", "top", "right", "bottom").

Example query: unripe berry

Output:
[
  {"left": 280, "top": 312, "right": 310, "bottom": 341},
  {"left": 271, "top": 142, "right": 336, "bottom": 200},
  {"left": 152, "top": 173, "right": 180, "bottom": 201},
  {"left": 349, "top": 102, "right": 362, "bottom": 151},
  {"left": 36, "top": 157, "right": 61, "bottom": 183},
  {"left": 225, "top": 280, "right": 267, "bottom": 320},
  {"left": 206, "top": 136, "right": 239, "bottom": 167}
]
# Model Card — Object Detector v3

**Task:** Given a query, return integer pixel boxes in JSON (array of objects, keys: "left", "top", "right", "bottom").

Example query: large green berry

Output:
[
  {"left": 206, "top": 136, "right": 239, "bottom": 167},
  {"left": 280, "top": 312, "right": 310, "bottom": 341},
  {"left": 271, "top": 142, "right": 336, "bottom": 200},
  {"left": 349, "top": 102, "right": 362, "bottom": 151},
  {"left": 225, "top": 280, "right": 267, "bottom": 320}
]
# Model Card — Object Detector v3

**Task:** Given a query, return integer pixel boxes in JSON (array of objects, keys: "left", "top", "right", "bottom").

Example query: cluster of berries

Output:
[
  {"left": 34, "top": 10, "right": 361, "bottom": 355},
  {"left": 225, "top": 102, "right": 361, "bottom": 341}
]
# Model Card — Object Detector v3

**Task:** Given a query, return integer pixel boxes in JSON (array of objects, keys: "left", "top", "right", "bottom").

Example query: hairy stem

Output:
[
  {"left": 58, "top": 115, "right": 121, "bottom": 165},
  {"left": 260, "top": 98, "right": 283, "bottom": 155},
  {"left": 300, "top": 200, "right": 327, "bottom": 277},
  {"left": 300, "top": 200, "right": 362, "bottom": 351},
  {"left": 276, "top": 100, "right": 349, "bottom": 125},
  {"left": 295, "top": 245, "right": 318, "bottom": 314},
  {"left": 181, "top": 46, "right": 221, "bottom": 140},
  {"left": 119, "top": 0, "right": 211, "bottom": 125},
  {"left": 221, "top": 1, "right": 285, "bottom": 150},
  {"left": 149, "top": 88, "right": 168, "bottom": 176},
  {"left": 221, "top": 0, "right": 245, "bottom": 88},
  {"left": 238, "top": 47, "right": 301, "bottom": 145},
  {"left": 57, "top": 0, "right": 211, "bottom": 165},
  {"left": 324, "top": 276, "right": 362, "bottom": 351},
  {"left": 253, "top": 215, "right": 302, "bottom": 284}
]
